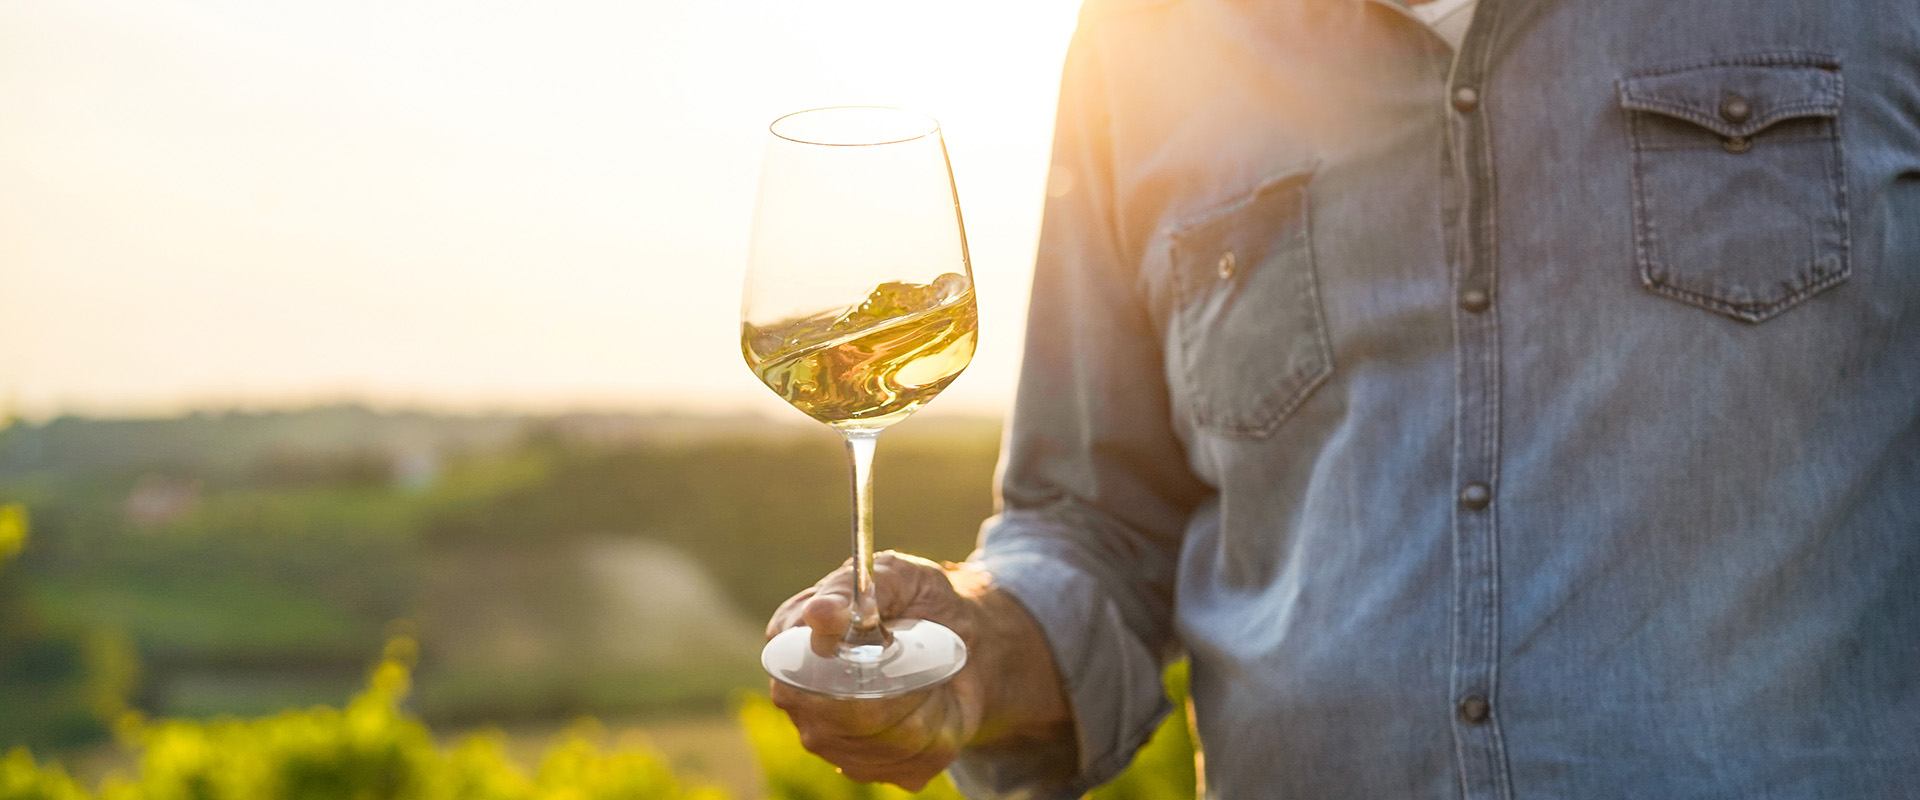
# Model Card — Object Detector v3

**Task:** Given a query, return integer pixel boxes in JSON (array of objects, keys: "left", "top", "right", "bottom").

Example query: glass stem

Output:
[{"left": 840, "top": 428, "right": 888, "bottom": 658}]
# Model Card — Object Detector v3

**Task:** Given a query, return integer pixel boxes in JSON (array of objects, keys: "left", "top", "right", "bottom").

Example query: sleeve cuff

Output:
[{"left": 948, "top": 537, "right": 1172, "bottom": 799}]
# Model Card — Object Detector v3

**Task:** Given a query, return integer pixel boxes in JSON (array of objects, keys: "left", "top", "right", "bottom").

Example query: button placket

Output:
[
  {"left": 1457, "top": 694, "right": 1492, "bottom": 725},
  {"left": 1443, "top": 3, "right": 1510, "bottom": 797},
  {"left": 1452, "top": 86, "right": 1480, "bottom": 113},
  {"left": 1459, "top": 482, "right": 1492, "bottom": 510}
]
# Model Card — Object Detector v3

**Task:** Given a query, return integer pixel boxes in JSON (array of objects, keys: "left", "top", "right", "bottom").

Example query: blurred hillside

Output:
[{"left": 0, "top": 406, "right": 1003, "bottom": 752}]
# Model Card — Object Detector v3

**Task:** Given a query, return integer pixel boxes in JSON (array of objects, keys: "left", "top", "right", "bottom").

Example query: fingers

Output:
[
  {"left": 766, "top": 553, "right": 966, "bottom": 651},
  {"left": 761, "top": 553, "right": 981, "bottom": 791},
  {"left": 801, "top": 591, "right": 853, "bottom": 657},
  {"left": 771, "top": 681, "right": 923, "bottom": 737},
  {"left": 869, "top": 551, "right": 943, "bottom": 615},
  {"left": 824, "top": 726, "right": 962, "bottom": 789},
  {"left": 766, "top": 562, "right": 854, "bottom": 644},
  {"left": 771, "top": 681, "right": 967, "bottom": 790},
  {"left": 766, "top": 586, "right": 817, "bottom": 639}
]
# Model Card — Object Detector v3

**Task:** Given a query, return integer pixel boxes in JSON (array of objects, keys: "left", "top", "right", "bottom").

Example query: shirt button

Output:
[
  {"left": 1459, "top": 288, "right": 1490, "bottom": 313},
  {"left": 1459, "top": 482, "right": 1491, "bottom": 510},
  {"left": 1457, "top": 694, "right": 1491, "bottom": 724},
  {"left": 1719, "top": 93, "right": 1752, "bottom": 124},
  {"left": 1217, "top": 250, "right": 1237, "bottom": 279},
  {"left": 1452, "top": 86, "right": 1480, "bottom": 113}
]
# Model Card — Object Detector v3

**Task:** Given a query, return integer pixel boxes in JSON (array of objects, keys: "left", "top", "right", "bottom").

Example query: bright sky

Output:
[{"left": 0, "top": 0, "right": 1083, "bottom": 421}]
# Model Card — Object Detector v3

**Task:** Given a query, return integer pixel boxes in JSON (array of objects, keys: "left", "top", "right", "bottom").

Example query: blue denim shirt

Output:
[{"left": 958, "top": 0, "right": 1920, "bottom": 797}]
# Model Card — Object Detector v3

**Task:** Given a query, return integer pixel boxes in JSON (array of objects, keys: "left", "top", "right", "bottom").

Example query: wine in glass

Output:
[{"left": 741, "top": 106, "right": 977, "bottom": 699}]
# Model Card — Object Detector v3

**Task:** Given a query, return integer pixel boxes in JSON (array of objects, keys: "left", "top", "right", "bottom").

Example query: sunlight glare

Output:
[{"left": 0, "top": 0, "right": 1083, "bottom": 420}]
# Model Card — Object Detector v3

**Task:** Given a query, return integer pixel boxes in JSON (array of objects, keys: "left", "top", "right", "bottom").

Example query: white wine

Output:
[
  {"left": 744, "top": 107, "right": 975, "bottom": 699},
  {"left": 744, "top": 274, "right": 977, "bottom": 430}
]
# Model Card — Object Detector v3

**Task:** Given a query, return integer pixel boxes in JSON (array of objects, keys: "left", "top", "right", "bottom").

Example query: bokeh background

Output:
[{"left": 0, "top": 1, "right": 1138, "bottom": 797}]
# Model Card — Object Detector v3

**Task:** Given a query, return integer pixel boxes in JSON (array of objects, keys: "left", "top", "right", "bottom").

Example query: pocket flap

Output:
[
  {"left": 1170, "top": 168, "right": 1315, "bottom": 270},
  {"left": 1618, "top": 54, "right": 1842, "bottom": 139}
]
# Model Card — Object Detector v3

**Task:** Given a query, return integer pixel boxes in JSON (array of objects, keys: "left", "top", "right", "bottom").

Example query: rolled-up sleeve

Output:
[{"left": 948, "top": 11, "right": 1208, "bottom": 798}]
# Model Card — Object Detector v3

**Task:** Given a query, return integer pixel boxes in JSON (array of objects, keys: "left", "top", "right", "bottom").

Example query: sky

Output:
[{"left": 0, "top": 0, "right": 1084, "bottom": 422}]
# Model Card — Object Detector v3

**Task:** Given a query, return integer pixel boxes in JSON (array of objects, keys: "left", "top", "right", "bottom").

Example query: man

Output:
[{"left": 771, "top": 0, "right": 1920, "bottom": 797}]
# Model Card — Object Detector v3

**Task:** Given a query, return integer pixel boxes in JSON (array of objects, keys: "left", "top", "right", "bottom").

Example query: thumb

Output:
[
  {"left": 871, "top": 551, "right": 968, "bottom": 619},
  {"left": 800, "top": 588, "right": 855, "bottom": 658}
]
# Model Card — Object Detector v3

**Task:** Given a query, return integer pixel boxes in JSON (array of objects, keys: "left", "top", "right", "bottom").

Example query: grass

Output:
[{"left": 26, "top": 573, "right": 370, "bottom": 657}]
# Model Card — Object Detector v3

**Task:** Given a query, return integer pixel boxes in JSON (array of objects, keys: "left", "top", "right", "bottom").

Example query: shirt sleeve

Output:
[{"left": 948, "top": 13, "right": 1209, "bottom": 798}]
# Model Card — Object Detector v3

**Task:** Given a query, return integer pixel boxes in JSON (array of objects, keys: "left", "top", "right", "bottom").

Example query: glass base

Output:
[{"left": 762, "top": 618, "right": 967, "bottom": 699}]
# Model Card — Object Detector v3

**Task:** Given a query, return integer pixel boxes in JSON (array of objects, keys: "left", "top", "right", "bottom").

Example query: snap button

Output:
[
  {"left": 1459, "top": 289, "right": 1490, "bottom": 313},
  {"left": 1217, "top": 250, "right": 1237, "bottom": 279},
  {"left": 1452, "top": 86, "right": 1479, "bottom": 113},
  {"left": 1458, "top": 694, "right": 1491, "bottom": 724},
  {"left": 1719, "top": 93, "right": 1752, "bottom": 124},
  {"left": 1722, "top": 135, "right": 1752, "bottom": 154},
  {"left": 1459, "top": 482, "right": 1491, "bottom": 510}
]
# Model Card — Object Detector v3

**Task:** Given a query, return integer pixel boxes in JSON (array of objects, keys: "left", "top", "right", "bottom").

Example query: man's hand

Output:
[{"left": 765, "top": 551, "right": 1072, "bottom": 790}]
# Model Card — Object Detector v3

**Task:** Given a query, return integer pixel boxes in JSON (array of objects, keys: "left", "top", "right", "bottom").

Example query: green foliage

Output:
[
  {"left": 728, "top": 663, "right": 1199, "bottom": 800},
  {"left": 734, "top": 694, "right": 963, "bottom": 800},
  {"left": 531, "top": 720, "right": 728, "bottom": 800},
  {"left": 0, "top": 411, "right": 1205, "bottom": 799},
  {"left": 0, "top": 505, "right": 24, "bottom": 565},
  {"left": 1, "top": 652, "right": 724, "bottom": 800},
  {"left": 0, "top": 505, "right": 121, "bottom": 751},
  {"left": 0, "top": 750, "right": 88, "bottom": 800},
  {"left": 1, "top": 645, "right": 1204, "bottom": 800}
]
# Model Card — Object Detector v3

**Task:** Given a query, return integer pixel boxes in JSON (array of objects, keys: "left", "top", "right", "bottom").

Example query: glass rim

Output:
[{"left": 768, "top": 105, "right": 942, "bottom": 147}]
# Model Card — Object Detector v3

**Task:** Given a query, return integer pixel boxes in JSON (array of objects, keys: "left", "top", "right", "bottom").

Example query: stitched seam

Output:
[
  {"left": 1830, "top": 73, "right": 1853, "bottom": 278},
  {"left": 1168, "top": 165, "right": 1320, "bottom": 239},
  {"left": 1618, "top": 99, "right": 1839, "bottom": 138},
  {"left": 1628, "top": 97, "right": 1663, "bottom": 297},
  {"left": 1641, "top": 274, "right": 1847, "bottom": 323},
  {"left": 1632, "top": 127, "right": 1832, "bottom": 151},
  {"left": 1625, "top": 50, "right": 1841, "bottom": 77}
]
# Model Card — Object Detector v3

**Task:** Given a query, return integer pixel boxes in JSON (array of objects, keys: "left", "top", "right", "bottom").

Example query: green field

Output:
[{"left": 0, "top": 407, "right": 1001, "bottom": 741}]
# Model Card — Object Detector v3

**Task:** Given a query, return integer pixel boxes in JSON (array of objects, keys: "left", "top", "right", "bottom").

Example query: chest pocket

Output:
[
  {"left": 1618, "top": 53, "right": 1849, "bottom": 323},
  {"left": 1166, "top": 169, "right": 1332, "bottom": 439}
]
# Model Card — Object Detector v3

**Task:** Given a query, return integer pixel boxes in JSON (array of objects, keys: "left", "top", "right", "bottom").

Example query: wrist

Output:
[{"left": 952, "top": 568, "right": 1074, "bottom": 751}]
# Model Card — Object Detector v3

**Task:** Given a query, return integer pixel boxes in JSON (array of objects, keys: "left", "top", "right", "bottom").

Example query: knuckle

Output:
[
  {"left": 889, "top": 710, "right": 931, "bottom": 744},
  {"left": 877, "top": 550, "right": 939, "bottom": 570},
  {"left": 794, "top": 728, "right": 830, "bottom": 756}
]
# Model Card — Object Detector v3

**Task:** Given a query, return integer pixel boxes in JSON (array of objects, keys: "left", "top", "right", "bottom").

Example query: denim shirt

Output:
[{"left": 958, "top": 0, "right": 1920, "bottom": 797}]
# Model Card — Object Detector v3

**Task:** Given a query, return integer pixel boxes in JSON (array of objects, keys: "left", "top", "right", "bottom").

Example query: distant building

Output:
[
  {"left": 391, "top": 448, "right": 441, "bottom": 492},
  {"left": 124, "top": 475, "right": 201, "bottom": 528}
]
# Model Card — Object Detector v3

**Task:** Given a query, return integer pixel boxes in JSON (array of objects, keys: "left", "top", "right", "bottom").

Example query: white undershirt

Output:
[{"left": 1408, "top": 0, "right": 1478, "bottom": 51}]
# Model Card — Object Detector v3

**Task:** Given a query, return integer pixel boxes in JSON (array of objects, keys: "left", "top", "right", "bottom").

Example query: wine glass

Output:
[{"left": 741, "top": 106, "right": 977, "bottom": 699}]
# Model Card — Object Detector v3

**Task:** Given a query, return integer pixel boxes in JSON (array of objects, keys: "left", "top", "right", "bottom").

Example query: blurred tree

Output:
[
  {"left": 0, "top": 504, "right": 123, "bottom": 750},
  {"left": 422, "top": 424, "right": 1001, "bottom": 621}
]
